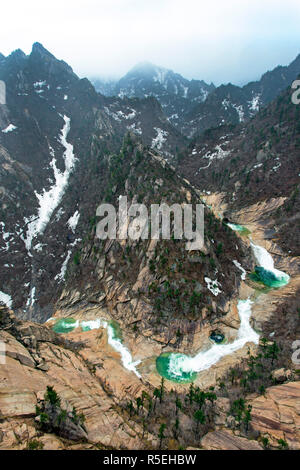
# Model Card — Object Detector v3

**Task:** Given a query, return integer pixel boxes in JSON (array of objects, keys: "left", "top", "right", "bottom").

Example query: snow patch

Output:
[
  {"left": 26, "top": 287, "right": 36, "bottom": 308},
  {"left": 127, "top": 122, "right": 142, "bottom": 135},
  {"left": 233, "top": 104, "right": 245, "bottom": 122},
  {"left": 151, "top": 128, "right": 168, "bottom": 150},
  {"left": 248, "top": 94, "right": 261, "bottom": 113},
  {"left": 2, "top": 124, "right": 17, "bottom": 133},
  {"left": 23, "top": 115, "right": 76, "bottom": 251},
  {"left": 233, "top": 260, "right": 246, "bottom": 280},
  {"left": 0, "top": 291, "right": 12, "bottom": 308},
  {"left": 67, "top": 210, "right": 80, "bottom": 232},
  {"left": 55, "top": 250, "right": 72, "bottom": 282},
  {"left": 205, "top": 277, "right": 222, "bottom": 296},
  {"left": 196, "top": 145, "right": 230, "bottom": 173}
]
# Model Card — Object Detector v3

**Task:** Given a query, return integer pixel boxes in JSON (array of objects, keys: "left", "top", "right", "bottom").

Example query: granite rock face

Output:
[
  {"left": 0, "top": 307, "right": 157, "bottom": 450},
  {"left": 250, "top": 382, "right": 300, "bottom": 450},
  {"left": 201, "top": 430, "right": 263, "bottom": 450}
]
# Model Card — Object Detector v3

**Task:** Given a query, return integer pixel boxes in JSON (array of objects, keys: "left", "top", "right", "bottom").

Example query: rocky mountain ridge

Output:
[
  {"left": 0, "top": 43, "right": 299, "bottom": 451},
  {"left": 93, "top": 55, "right": 300, "bottom": 139}
]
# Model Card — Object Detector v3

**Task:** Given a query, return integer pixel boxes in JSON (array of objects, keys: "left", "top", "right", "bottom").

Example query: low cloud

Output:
[{"left": 1, "top": 0, "right": 300, "bottom": 85}]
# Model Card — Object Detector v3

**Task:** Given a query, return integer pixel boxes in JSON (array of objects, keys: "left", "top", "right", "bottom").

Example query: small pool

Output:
[
  {"left": 209, "top": 332, "right": 225, "bottom": 344},
  {"left": 250, "top": 266, "right": 290, "bottom": 288},
  {"left": 156, "top": 353, "right": 197, "bottom": 384},
  {"left": 52, "top": 317, "right": 78, "bottom": 334},
  {"left": 226, "top": 223, "right": 251, "bottom": 236}
]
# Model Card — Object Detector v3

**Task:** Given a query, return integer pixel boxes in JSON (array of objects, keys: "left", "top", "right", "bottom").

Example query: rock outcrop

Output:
[
  {"left": 0, "top": 306, "right": 157, "bottom": 450},
  {"left": 250, "top": 381, "right": 300, "bottom": 450},
  {"left": 201, "top": 430, "right": 263, "bottom": 450}
]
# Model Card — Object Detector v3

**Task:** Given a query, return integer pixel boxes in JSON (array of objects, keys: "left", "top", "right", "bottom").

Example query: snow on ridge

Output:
[
  {"left": 104, "top": 106, "right": 137, "bottom": 121},
  {"left": 248, "top": 94, "right": 261, "bottom": 113},
  {"left": 233, "top": 260, "right": 246, "bottom": 280},
  {"left": 34, "top": 81, "right": 46, "bottom": 88},
  {"left": 233, "top": 104, "right": 245, "bottom": 122},
  {"left": 151, "top": 128, "right": 168, "bottom": 150},
  {"left": 2, "top": 124, "right": 17, "bottom": 133},
  {"left": 205, "top": 277, "right": 222, "bottom": 296},
  {"left": 23, "top": 115, "right": 76, "bottom": 251},
  {"left": 67, "top": 210, "right": 80, "bottom": 232},
  {"left": 222, "top": 99, "right": 230, "bottom": 110},
  {"left": 182, "top": 85, "right": 189, "bottom": 98},
  {"left": 0, "top": 291, "right": 12, "bottom": 308},
  {"left": 117, "top": 109, "right": 136, "bottom": 120},
  {"left": 127, "top": 122, "right": 142, "bottom": 135},
  {"left": 196, "top": 144, "right": 230, "bottom": 174},
  {"left": 153, "top": 67, "right": 168, "bottom": 88},
  {"left": 26, "top": 287, "right": 36, "bottom": 308},
  {"left": 55, "top": 250, "right": 72, "bottom": 283}
]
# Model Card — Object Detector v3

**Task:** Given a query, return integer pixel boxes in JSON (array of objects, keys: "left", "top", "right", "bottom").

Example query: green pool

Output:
[
  {"left": 52, "top": 317, "right": 78, "bottom": 334},
  {"left": 109, "top": 320, "right": 123, "bottom": 342},
  {"left": 156, "top": 352, "right": 197, "bottom": 384},
  {"left": 226, "top": 223, "right": 251, "bottom": 236},
  {"left": 250, "top": 266, "right": 290, "bottom": 288}
]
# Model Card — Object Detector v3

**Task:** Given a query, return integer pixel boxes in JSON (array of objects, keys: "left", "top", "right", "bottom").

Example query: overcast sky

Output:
[{"left": 1, "top": 0, "right": 300, "bottom": 85}]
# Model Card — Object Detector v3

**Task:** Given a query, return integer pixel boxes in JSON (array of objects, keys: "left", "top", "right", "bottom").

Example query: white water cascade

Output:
[
  {"left": 54, "top": 318, "right": 141, "bottom": 378},
  {"left": 166, "top": 298, "right": 259, "bottom": 380},
  {"left": 250, "top": 241, "right": 290, "bottom": 286},
  {"left": 52, "top": 224, "right": 290, "bottom": 383}
]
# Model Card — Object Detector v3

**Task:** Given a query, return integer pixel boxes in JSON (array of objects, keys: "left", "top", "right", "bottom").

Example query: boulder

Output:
[{"left": 271, "top": 368, "right": 293, "bottom": 384}]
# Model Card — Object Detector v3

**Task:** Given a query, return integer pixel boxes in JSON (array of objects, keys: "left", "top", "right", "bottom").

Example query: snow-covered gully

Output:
[{"left": 23, "top": 115, "right": 76, "bottom": 310}]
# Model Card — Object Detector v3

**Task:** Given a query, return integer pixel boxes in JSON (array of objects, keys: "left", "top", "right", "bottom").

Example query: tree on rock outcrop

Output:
[{"left": 35, "top": 386, "right": 88, "bottom": 442}]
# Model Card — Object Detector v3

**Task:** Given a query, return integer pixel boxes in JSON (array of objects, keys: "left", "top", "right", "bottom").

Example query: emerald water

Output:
[
  {"left": 226, "top": 222, "right": 251, "bottom": 236},
  {"left": 156, "top": 353, "right": 197, "bottom": 383},
  {"left": 52, "top": 318, "right": 79, "bottom": 333},
  {"left": 52, "top": 316, "right": 141, "bottom": 378},
  {"left": 250, "top": 266, "right": 290, "bottom": 288},
  {"left": 155, "top": 234, "right": 290, "bottom": 383},
  {"left": 250, "top": 241, "right": 290, "bottom": 288},
  {"left": 156, "top": 299, "right": 259, "bottom": 383},
  {"left": 52, "top": 228, "right": 290, "bottom": 384}
]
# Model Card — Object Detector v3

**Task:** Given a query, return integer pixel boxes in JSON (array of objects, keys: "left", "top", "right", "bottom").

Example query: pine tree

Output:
[{"left": 158, "top": 423, "right": 166, "bottom": 449}]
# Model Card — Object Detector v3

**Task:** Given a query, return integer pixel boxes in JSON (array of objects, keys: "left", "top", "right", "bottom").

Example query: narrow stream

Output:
[
  {"left": 52, "top": 317, "right": 141, "bottom": 378},
  {"left": 51, "top": 223, "right": 290, "bottom": 383},
  {"left": 156, "top": 298, "right": 259, "bottom": 383},
  {"left": 155, "top": 223, "right": 290, "bottom": 383}
]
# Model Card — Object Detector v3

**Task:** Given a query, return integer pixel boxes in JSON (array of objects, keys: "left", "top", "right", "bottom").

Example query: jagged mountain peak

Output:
[
  {"left": 6, "top": 48, "right": 26, "bottom": 62},
  {"left": 31, "top": 41, "right": 55, "bottom": 58},
  {"left": 28, "top": 42, "right": 76, "bottom": 79}
]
